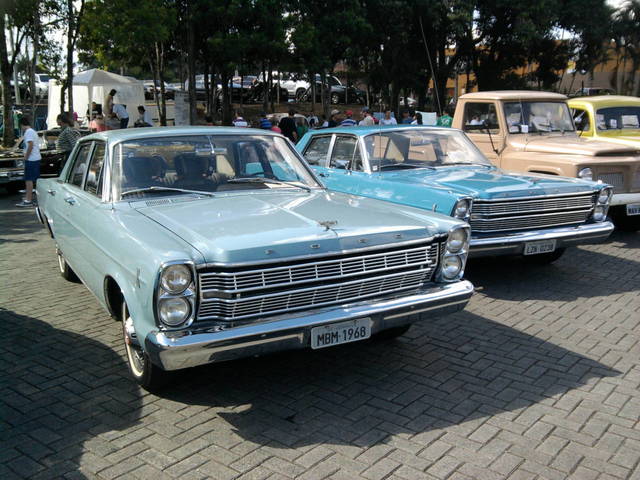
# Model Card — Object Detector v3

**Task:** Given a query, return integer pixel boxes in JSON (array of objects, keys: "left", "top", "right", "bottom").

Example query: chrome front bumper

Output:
[
  {"left": 469, "top": 221, "right": 614, "bottom": 257},
  {"left": 610, "top": 193, "right": 640, "bottom": 206},
  {"left": 145, "top": 280, "right": 474, "bottom": 371}
]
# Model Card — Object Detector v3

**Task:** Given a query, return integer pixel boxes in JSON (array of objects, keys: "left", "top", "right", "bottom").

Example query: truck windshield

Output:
[
  {"left": 114, "top": 134, "right": 320, "bottom": 200},
  {"left": 503, "top": 102, "right": 575, "bottom": 133},
  {"left": 363, "top": 129, "right": 491, "bottom": 169},
  {"left": 595, "top": 106, "right": 640, "bottom": 131}
]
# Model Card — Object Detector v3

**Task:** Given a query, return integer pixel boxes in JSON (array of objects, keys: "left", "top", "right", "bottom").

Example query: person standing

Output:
[
  {"left": 16, "top": 117, "right": 41, "bottom": 208},
  {"left": 113, "top": 104, "right": 129, "bottom": 129},
  {"left": 279, "top": 109, "right": 298, "bottom": 143},
  {"left": 258, "top": 112, "right": 272, "bottom": 129},
  {"left": 55, "top": 113, "right": 81, "bottom": 160},
  {"left": 437, "top": 106, "right": 454, "bottom": 127},
  {"left": 104, "top": 89, "right": 116, "bottom": 117},
  {"left": 358, "top": 107, "right": 375, "bottom": 126},
  {"left": 327, "top": 110, "right": 340, "bottom": 128},
  {"left": 340, "top": 110, "right": 357, "bottom": 127},
  {"left": 380, "top": 110, "right": 397, "bottom": 125},
  {"left": 232, "top": 109, "right": 248, "bottom": 127}
]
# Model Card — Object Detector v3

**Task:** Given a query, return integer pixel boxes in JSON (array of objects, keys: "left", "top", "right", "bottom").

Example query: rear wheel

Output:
[
  {"left": 57, "top": 249, "right": 80, "bottom": 282},
  {"left": 122, "top": 301, "right": 169, "bottom": 391},
  {"left": 522, "top": 247, "right": 566, "bottom": 265}
]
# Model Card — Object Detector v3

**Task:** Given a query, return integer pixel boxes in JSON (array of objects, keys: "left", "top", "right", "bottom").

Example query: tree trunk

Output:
[
  {"left": 66, "top": 0, "right": 75, "bottom": 116},
  {"left": 221, "top": 74, "right": 231, "bottom": 126},
  {"left": 149, "top": 57, "right": 161, "bottom": 126},
  {"left": 0, "top": 16, "right": 15, "bottom": 147},
  {"left": 30, "top": 2, "right": 40, "bottom": 123},
  {"left": 186, "top": 2, "right": 196, "bottom": 125}
]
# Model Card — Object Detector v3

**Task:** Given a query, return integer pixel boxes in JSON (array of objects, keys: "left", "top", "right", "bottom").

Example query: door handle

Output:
[
  {"left": 47, "top": 189, "right": 56, "bottom": 196},
  {"left": 318, "top": 172, "right": 329, "bottom": 178},
  {"left": 64, "top": 196, "right": 76, "bottom": 205}
]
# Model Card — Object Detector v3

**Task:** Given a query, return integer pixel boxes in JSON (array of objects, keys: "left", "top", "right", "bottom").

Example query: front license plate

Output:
[
  {"left": 311, "top": 318, "right": 371, "bottom": 349},
  {"left": 524, "top": 239, "right": 556, "bottom": 255},
  {"left": 626, "top": 203, "right": 640, "bottom": 216}
]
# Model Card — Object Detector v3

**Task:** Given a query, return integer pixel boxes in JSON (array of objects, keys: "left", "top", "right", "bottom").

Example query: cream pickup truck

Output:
[{"left": 452, "top": 91, "right": 640, "bottom": 230}]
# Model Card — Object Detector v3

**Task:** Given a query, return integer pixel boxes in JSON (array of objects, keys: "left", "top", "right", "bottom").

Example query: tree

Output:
[
  {"left": 78, "top": 0, "right": 176, "bottom": 125},
  {"left": 612, "top": 0, "right": 640, "bottom": 95},
  {"left": 0, "top": 0, "right": 39, "bottom": 146}
]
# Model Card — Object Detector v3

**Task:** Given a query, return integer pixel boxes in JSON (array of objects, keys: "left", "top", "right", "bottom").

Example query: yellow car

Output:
[{"left": 569, "top": 95, "right": 640, "bottom": 148}]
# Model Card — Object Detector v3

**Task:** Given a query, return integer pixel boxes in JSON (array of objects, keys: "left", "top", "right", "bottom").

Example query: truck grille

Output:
[
  {"left": 0, "top": 159, "right": 17, "bottom": 168},
  {"left": 470, "top": 193, "right": 596, "bottom": 233},
  {"left": 197, "top": 242, "right": 440, "bottom": 321},
  {"left": 597, "top": 173, "right": 624, "bottom": 192}
]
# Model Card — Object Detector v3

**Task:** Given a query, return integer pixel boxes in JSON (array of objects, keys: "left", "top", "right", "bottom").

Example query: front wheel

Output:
[
  {"left": 522, "top": 247, "right": 566, "bottom": 265},
  {"left": 57, "top": 249, "right": 80, "bottom": 282},
  {"left": 616, "top": 215, "right": 640, "bottom": 232},
  {"left": 122, "top": 301, "right": 169, "bottom": 390}
]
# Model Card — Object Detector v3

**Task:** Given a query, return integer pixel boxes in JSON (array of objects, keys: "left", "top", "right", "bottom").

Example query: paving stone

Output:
[{"left": 1, "top": 195, "right": 639, "bottom": 480}]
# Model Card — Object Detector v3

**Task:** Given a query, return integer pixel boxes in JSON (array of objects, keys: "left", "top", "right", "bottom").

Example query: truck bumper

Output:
[
  {"left": 469, "top": 221, "right": 614, "bottom": 257},
  {"left": 610, "top": 193, "right": 640, "bottom": 206},
  {"left": 0, "top": 169, "right": 24, "bottom": 184},
  {"left": 145, "top": 280, "right": 474, "bottom": 371}
]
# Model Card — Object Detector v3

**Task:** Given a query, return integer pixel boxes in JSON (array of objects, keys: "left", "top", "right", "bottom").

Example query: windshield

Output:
[
  {"left": 504, "top": 101, "right": 575, "bottom": 133},
  {"left": 114, "top": 134, "right": 320, "bottom": 200},
  {"left": 363, "top": 129, "right": 491, "bottom": 169},
  {"left": 595, "top": 106, "right": 640, "bottom": 131}
]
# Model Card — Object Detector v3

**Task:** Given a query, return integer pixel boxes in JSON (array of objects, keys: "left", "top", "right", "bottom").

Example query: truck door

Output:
[{"left": 460, "top": 101, "right": 504, "bottom": 167}]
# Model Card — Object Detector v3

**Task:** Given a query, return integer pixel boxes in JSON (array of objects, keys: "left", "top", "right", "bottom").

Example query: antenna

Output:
[{"left": 419, "top": 16, "right": 442, "bottom": 116}]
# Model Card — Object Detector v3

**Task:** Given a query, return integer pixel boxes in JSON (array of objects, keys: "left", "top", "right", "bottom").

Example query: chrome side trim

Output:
[
  {"left": 469, "top": 221, "right": 614, "bottom": 257},
  {"left": 144, "top": 280, "right": 474, "bottom": 371},
  {"left": 195, "top": 234, "right": 447, "bottom": 268}
]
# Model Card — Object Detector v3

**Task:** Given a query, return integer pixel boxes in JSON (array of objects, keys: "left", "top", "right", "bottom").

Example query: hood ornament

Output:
[{"left": 318, "top": 220, "right": 338, "bottom": 231}]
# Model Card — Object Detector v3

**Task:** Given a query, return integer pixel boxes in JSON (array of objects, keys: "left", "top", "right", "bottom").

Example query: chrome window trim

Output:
[{"left": 195, "top": 234, "right": 447, "bottom": 269}]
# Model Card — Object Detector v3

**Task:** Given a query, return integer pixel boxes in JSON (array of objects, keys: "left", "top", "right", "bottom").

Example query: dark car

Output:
[
  {"left": 299, "top": 81, "right": 366, "bottom": 105},
  {"left": 0, "top": 128, "right": 91, "bottom": 193}
]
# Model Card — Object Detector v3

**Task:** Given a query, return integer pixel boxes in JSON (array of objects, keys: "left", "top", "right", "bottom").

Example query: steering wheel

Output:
[{"left": 245, "top": 172, "right": 277, "bottom": 179}]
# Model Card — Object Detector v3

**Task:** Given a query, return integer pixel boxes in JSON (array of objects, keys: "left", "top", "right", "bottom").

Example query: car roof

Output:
[
  {"left": 304, "top": 125, "right": 459, "bottom": 136},
  {"left": 80, "top": 126, "right": 281, "bottom": 143},
  {"left": 459, "top": 90, "right": 567, "bottom": 101},
  {"left": 568, "top": 95, "right": 640, "bottom": 108}
]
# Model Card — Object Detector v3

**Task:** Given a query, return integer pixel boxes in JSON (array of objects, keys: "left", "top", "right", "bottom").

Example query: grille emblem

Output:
[{"left": 310, "top": 244, "right": 320, "bottom": 249}]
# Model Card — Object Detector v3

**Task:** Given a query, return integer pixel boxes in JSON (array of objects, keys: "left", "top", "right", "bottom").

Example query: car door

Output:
[
  {"left": 72, "top": 141, "right": 111, "bottom": 294},
  {"left": 301, "top": 134, "right": 333, "bottom": 178},
  {"left": 323, "top": 135, "right": 362, "bottom": 195},
  {"left": 55, "top": 141, "right": 95, "bottom": 272}
]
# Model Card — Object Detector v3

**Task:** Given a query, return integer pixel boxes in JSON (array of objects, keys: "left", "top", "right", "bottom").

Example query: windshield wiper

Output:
[
  {"left": 227, "top": 177, "right": 312, "bottom": 192},
  {"left": 121, "top": 186, "right": 215, "bottom": 197},
  {"left": 379, "top": 163, "right": 430, "bottom": 170},
  {"left": 441, "top": 162, "right": 492, "bottom": 167}
]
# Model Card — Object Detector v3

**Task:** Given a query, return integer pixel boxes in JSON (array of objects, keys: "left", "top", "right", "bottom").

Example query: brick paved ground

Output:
[{"left": 1, "top": 191, "right": 639, "bottom": 480}]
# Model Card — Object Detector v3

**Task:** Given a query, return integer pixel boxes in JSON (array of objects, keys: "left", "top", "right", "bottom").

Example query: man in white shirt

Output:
[
  {"left": 134, "top": 106, "right": 154, "bottom": 127},
  {"left": 16, "top": 117, "right": 42, "bottom": 207},
  {"left": 358, "top": 107, "right": 375, "bottom": 126},
  {"left": 113, "top": 104, "right": 129, "bottom": 129},
  {"left": 380, "top": 110, "right": 397, "bottom": 125}
]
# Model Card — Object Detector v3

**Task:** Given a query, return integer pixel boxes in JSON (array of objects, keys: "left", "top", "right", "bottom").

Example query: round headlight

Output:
[
  {"left": 160, "top": 264, "right": 192, "bottom": 294},
  {"left": 578, "top": 168, "right": 593, "bottom": 181},
  {"left": 158, "top": 297, "right": 191, "bottom": 326},
  {"left": 593, "top": 205, "right": 606, "bottom": 222},
  {"left": 447, "top": 228, "right": 468, "bottom": 253},
  {"left": 453, "top": 199, "right": 470, "bottom": 219},
  {"left": 597, "top": 189, "right": 611, "bottom": 204},
  {"left": 442, "top": 255, "right": 463, "bottom": 279}
]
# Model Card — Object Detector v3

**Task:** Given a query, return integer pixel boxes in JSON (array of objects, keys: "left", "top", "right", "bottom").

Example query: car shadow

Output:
[
  {"left": 0, "top": 309, "right": 141, "bottom": 479},
  {"left": 466, "top": 236, "right": 640, "bottom": 302},
  {"left": 157, "top": 310, "right": 620, "bottom": 451}
]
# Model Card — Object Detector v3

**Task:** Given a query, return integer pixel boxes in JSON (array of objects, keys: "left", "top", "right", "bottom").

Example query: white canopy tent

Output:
[{"left": 47, "top": 69, "right": 145, "bottom": 129}]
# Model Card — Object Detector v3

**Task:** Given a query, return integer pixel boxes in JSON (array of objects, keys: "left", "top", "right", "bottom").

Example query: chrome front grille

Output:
[
  {"left": 597, "top": 172, "right": 624, "bottom": 192},
  {"left": 197, "top": 242, "right": 440, "bottom": 321},
  {"left": 470, "top": 193, "right": 596, "bottom": 233}
]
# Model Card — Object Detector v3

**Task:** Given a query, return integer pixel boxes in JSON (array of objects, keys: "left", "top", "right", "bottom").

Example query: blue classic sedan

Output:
[
  {"left": 35, "top": 127, "right": 474, "bottom": 389},
  {"left": 297, "top": 126, "right": 615, "bottom": 262}
]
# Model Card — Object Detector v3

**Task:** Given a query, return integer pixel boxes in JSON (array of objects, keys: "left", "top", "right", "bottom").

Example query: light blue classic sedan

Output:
[
  {"left": 35, "top": 127, "right": 474, "bottom": 389},
  {"left": 297, "top": 126, "right": 615, "bottom": 263}
]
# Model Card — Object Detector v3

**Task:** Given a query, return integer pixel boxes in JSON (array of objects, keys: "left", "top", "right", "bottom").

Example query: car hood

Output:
[
  {"left": 511, "top": 134, "right": 639, "bottom": 156},
  {"left": 132, "top": 190, "right": 447, "bottom": 264},
  {"left": 384, "top": 165, "right": 599, "bottom": 199}
]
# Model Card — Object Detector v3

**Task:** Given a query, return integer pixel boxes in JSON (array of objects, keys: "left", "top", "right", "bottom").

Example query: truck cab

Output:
[{"left": 452, "top": 91, "right": 640, "bottom": 229}]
